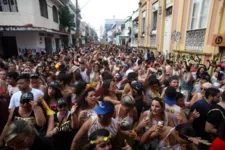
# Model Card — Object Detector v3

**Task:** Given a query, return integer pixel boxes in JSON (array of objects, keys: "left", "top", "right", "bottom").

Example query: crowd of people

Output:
[{"left": 0, "top": 44, "right": 224, "bottom": 150}]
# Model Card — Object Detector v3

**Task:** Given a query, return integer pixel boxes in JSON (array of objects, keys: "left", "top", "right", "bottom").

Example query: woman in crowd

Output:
[
  {"left": 141, "top": 123, "right": 198, "bottom": 150},
  {"left": 90, "top": 62, "right": 101, "bottom": 84},
  {"left": 135, "top": 97, "right": 173, "bottom": 149},
  {"left": 145, "top": 77, "right": 161, "bottom": 107},
  {"left": 75, "top": 87, "right": 98, "bottom": 127},
  {"left": 46, "top": 98, "right": 76, "bottom": 150},
  {"left": 115, "top": 95, "right": 138, "bottom": 145},
  {"left": 181, "top": 63, "right": 193, "bottom": 102},
  {"left": 84, "top": 129, "right": 132, "bottom": 150},
  {"left": 43, "top": 81, "right": 63, "bottom": 111},
  {"left": 71, "top": 102, "right": 120, "bottom": 150},
  {"left": 5, "top": 120, "right": 54, "bottom": 150},
  {"left": 102, "top": 80, "right": 120, "bottom": 105},
  {"left": 0, "top": 92, "right": 46, "bottom": 145},
  {"left": 131, "top": 82, "right": 146, "bottom": 117}
]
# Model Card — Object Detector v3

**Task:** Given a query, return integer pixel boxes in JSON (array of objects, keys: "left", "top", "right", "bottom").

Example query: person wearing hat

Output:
[
  {"left": 43, "top": 81, "right": 63, "bottom": 111},
  {"left": 70, "top": 80, "right": 86, "bottom": 104},
  {"left": 47, "top": 98, "right": 76, "bottom": 150},
  {"left": 0, "top": 92, "right": 46, "bottom": 145},
  {"left": 30, "top": 73, "right": 45, "bottom": 92},
  {"left": 130, "top": 82, "right": 145, "bottom": 118},
  {"left": 164, "top": 86, "right": 187, "bottom": 126},
  {"left": 71, "top": 102, "right": 120, "bottom": 150},
  {"left": 9, "top": 74, "right": 44, "bottom": 109},
  {"left": 3, "top": 120, "right": 54, "bottom": 150}
]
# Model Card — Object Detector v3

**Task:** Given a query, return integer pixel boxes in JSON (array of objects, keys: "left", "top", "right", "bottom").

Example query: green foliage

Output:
[{"left": 59, "top": 6, "right": 75, "bottom": 32}]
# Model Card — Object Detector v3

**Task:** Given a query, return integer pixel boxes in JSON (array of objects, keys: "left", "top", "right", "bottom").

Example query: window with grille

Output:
[
  {"left": 39, "top": 0, "right": 48, "bottom": 18},
  {"left": 52, "top": 6, "right": 58, "bottom": 23},
  {"left": 0, "top": 0, "right": 18, "bottom": 12}
]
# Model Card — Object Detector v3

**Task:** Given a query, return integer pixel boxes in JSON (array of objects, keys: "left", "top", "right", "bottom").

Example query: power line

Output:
[{"left": 80, "top": 0, "right": 95, "bottom": 10}]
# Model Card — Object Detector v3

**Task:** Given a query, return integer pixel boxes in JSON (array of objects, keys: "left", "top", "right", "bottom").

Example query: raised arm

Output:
[{"left": 70, "top": 118, "right": 91, "bottom": 150}]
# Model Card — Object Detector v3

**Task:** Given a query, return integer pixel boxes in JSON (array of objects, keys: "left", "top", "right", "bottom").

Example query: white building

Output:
[{"left": 0, "top": 0, "right": 70, "bottom": 58}]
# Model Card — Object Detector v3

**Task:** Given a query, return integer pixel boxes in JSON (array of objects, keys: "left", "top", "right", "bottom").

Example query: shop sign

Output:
[{"left": 212, "top": 34, "right": 225, "bottom": 46}]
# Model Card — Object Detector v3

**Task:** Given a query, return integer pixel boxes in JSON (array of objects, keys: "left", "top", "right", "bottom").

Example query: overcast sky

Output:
[{"left": 72, "top": 0, "right": 138, "bottom": 35}]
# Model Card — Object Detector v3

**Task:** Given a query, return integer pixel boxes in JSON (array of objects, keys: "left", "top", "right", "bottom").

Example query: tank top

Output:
[
  {"left": 143, "top": 111, "right": 169, "bottom": 150},
  {"left": 49, "top": 103, "right": 57, "bottom": 112},
  {"left": 54, "top": 111, "right": 72, "bottom": 132},
  {"left": 157, "top": 127, "right": 181, "bottom": 150},
  {"left": 165, "top": 104, "right": 181, "bottom": 126},
  {"left": 115, "top": 104, "right": 133, "bottom": 130},
  {"left": 12, "top": 107, "right": 35, "bottom": 125},
  {"left": 88, "top": 116, "right": 118, "bottom": 137},
  {"left": 181, "top": 73, "right": 193, "bottom": 91}
]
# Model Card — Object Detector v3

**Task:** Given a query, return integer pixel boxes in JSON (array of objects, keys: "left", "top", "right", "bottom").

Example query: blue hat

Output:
[
  {"left": 94, "top": 102, "right": 114, "bottom": 115},
  {"left": 124, "top": 64, "right": 130, "bottom": 69},
  {"left": 164, "top": 86, "right": 176, "bottom": 105}
]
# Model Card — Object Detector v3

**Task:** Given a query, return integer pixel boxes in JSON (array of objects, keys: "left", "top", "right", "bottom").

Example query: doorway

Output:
[
  {"left": 0, "top": 36, "right": 18, "bottom": 58},
  {"left": 163, "top": 6, "right": 173, "bottom": 58},
  {"left": 55, "top": 38, "right": 60, "bottom": 52},
  {"left": 45, "top": 38, "right": 52, "bottom": 53}
]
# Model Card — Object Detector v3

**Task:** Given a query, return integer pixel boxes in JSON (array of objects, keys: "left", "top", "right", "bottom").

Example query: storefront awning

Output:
[{"left": 0, "top": 25, "right": 70, "bottom": 35}]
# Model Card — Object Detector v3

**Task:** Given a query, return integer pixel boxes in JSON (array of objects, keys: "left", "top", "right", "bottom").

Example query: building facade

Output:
[
  {"left": 0, "top": 0, "right": 71, "bottom": 58},
  {"left": 138, "top": 0, "right": 225, "bottom": 62}
]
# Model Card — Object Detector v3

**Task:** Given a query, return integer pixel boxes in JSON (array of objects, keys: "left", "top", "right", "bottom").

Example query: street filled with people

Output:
[{"left": 0, "top": 44, "right": 225, "bottom": 150}]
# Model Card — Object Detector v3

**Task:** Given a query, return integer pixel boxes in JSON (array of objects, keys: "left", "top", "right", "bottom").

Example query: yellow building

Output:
[{"left": 138, "top": 0, "right": 225, "bottom": 63}]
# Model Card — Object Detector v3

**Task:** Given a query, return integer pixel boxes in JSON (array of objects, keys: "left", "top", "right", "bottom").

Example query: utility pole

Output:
[{"left": 75, "top": 0, "right": 80, "bottom": 46}]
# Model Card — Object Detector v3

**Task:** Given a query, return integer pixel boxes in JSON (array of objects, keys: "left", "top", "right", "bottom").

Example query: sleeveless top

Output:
[
  {"left": 181, "top": 73, "right": 193, "bottom": 91},
  {"left": 88, "top": 116, "right": 118, "bottom": 137},
  {"left": 49, "top": 103, "right": 57, "bottom": 112},
  {"left": 146, "top": 89, "right": 160, "bottom": 106},
  {"left": 143, "top": 111, "right": 169, "bottom": 150},
  {"left": 54, "top": 111, "right": 72, "bottom": 132},
  {"left": 12, "top": 107, "right": 35, "bottom": 125},
  {"left": 157, "top": 127, "right": 181, "bottom": 150},
  {"left": 165, "top": 103, "right": 181, "bottom": 126},
  {"left": 115, "top": 104, "right": 133, "bottom": 130}
]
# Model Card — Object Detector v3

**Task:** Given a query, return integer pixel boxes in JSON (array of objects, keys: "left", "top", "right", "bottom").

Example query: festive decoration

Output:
[
  {"left": 38, "top": 97, "right": 55, "bottom": 116},
  {"left": 90, "top": 133, "right": 112, "bottom": 144},
  {"left": 87, "top": 82, "right": 97, "bottom": 89}
]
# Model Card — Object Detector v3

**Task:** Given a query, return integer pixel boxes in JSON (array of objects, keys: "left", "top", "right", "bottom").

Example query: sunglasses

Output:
[
  {"left": 20, "top": 99, "right": 32, "bottom": 104},
  {"left": 201, "top": 88, "right": 207, "bottom": 91},
  {"left": 57, "top": 104, "right": 68, "bottom": 108}
]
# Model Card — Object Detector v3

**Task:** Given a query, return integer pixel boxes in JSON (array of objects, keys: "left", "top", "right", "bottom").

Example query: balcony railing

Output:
[{"left": 185, "top": 29, "right": 206, "bottom": 50}]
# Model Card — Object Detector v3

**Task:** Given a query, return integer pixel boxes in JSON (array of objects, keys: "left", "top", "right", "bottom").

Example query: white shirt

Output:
[
  {"left": 8, "top": 85, "right": 19, "bottom": 97},
  {"left": 9, "top": 88, "right": 44, "bottom": 109},
  {"left": 125, "top": 69, "right": 134, "bottom": 77}
]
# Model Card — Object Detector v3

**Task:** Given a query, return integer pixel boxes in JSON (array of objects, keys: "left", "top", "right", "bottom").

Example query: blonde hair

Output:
[
  {"left": 202, "top": 82, "right": 213, "bottom": 89},
  {"left": 121, "top": 95, "right": 136, "bottom": 107}
]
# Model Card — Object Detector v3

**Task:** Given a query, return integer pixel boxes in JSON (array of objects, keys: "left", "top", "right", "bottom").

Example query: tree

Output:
[{"left": 59, "top": 6, "right": 75, "bottom": 32}]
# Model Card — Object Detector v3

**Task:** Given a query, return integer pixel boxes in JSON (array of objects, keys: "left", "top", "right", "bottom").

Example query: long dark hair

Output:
[
  {"left": 84, "top": 129, "right": 111, "bottom": 150},
  {"left": 102, "top": 80, "right": 112, "bottom": 97},
  {"left": 43, "top": 86, "right": 63, "bottom": 105},
  {"left": 75, "top": 87, "right": 95, "bottom": 113}
]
